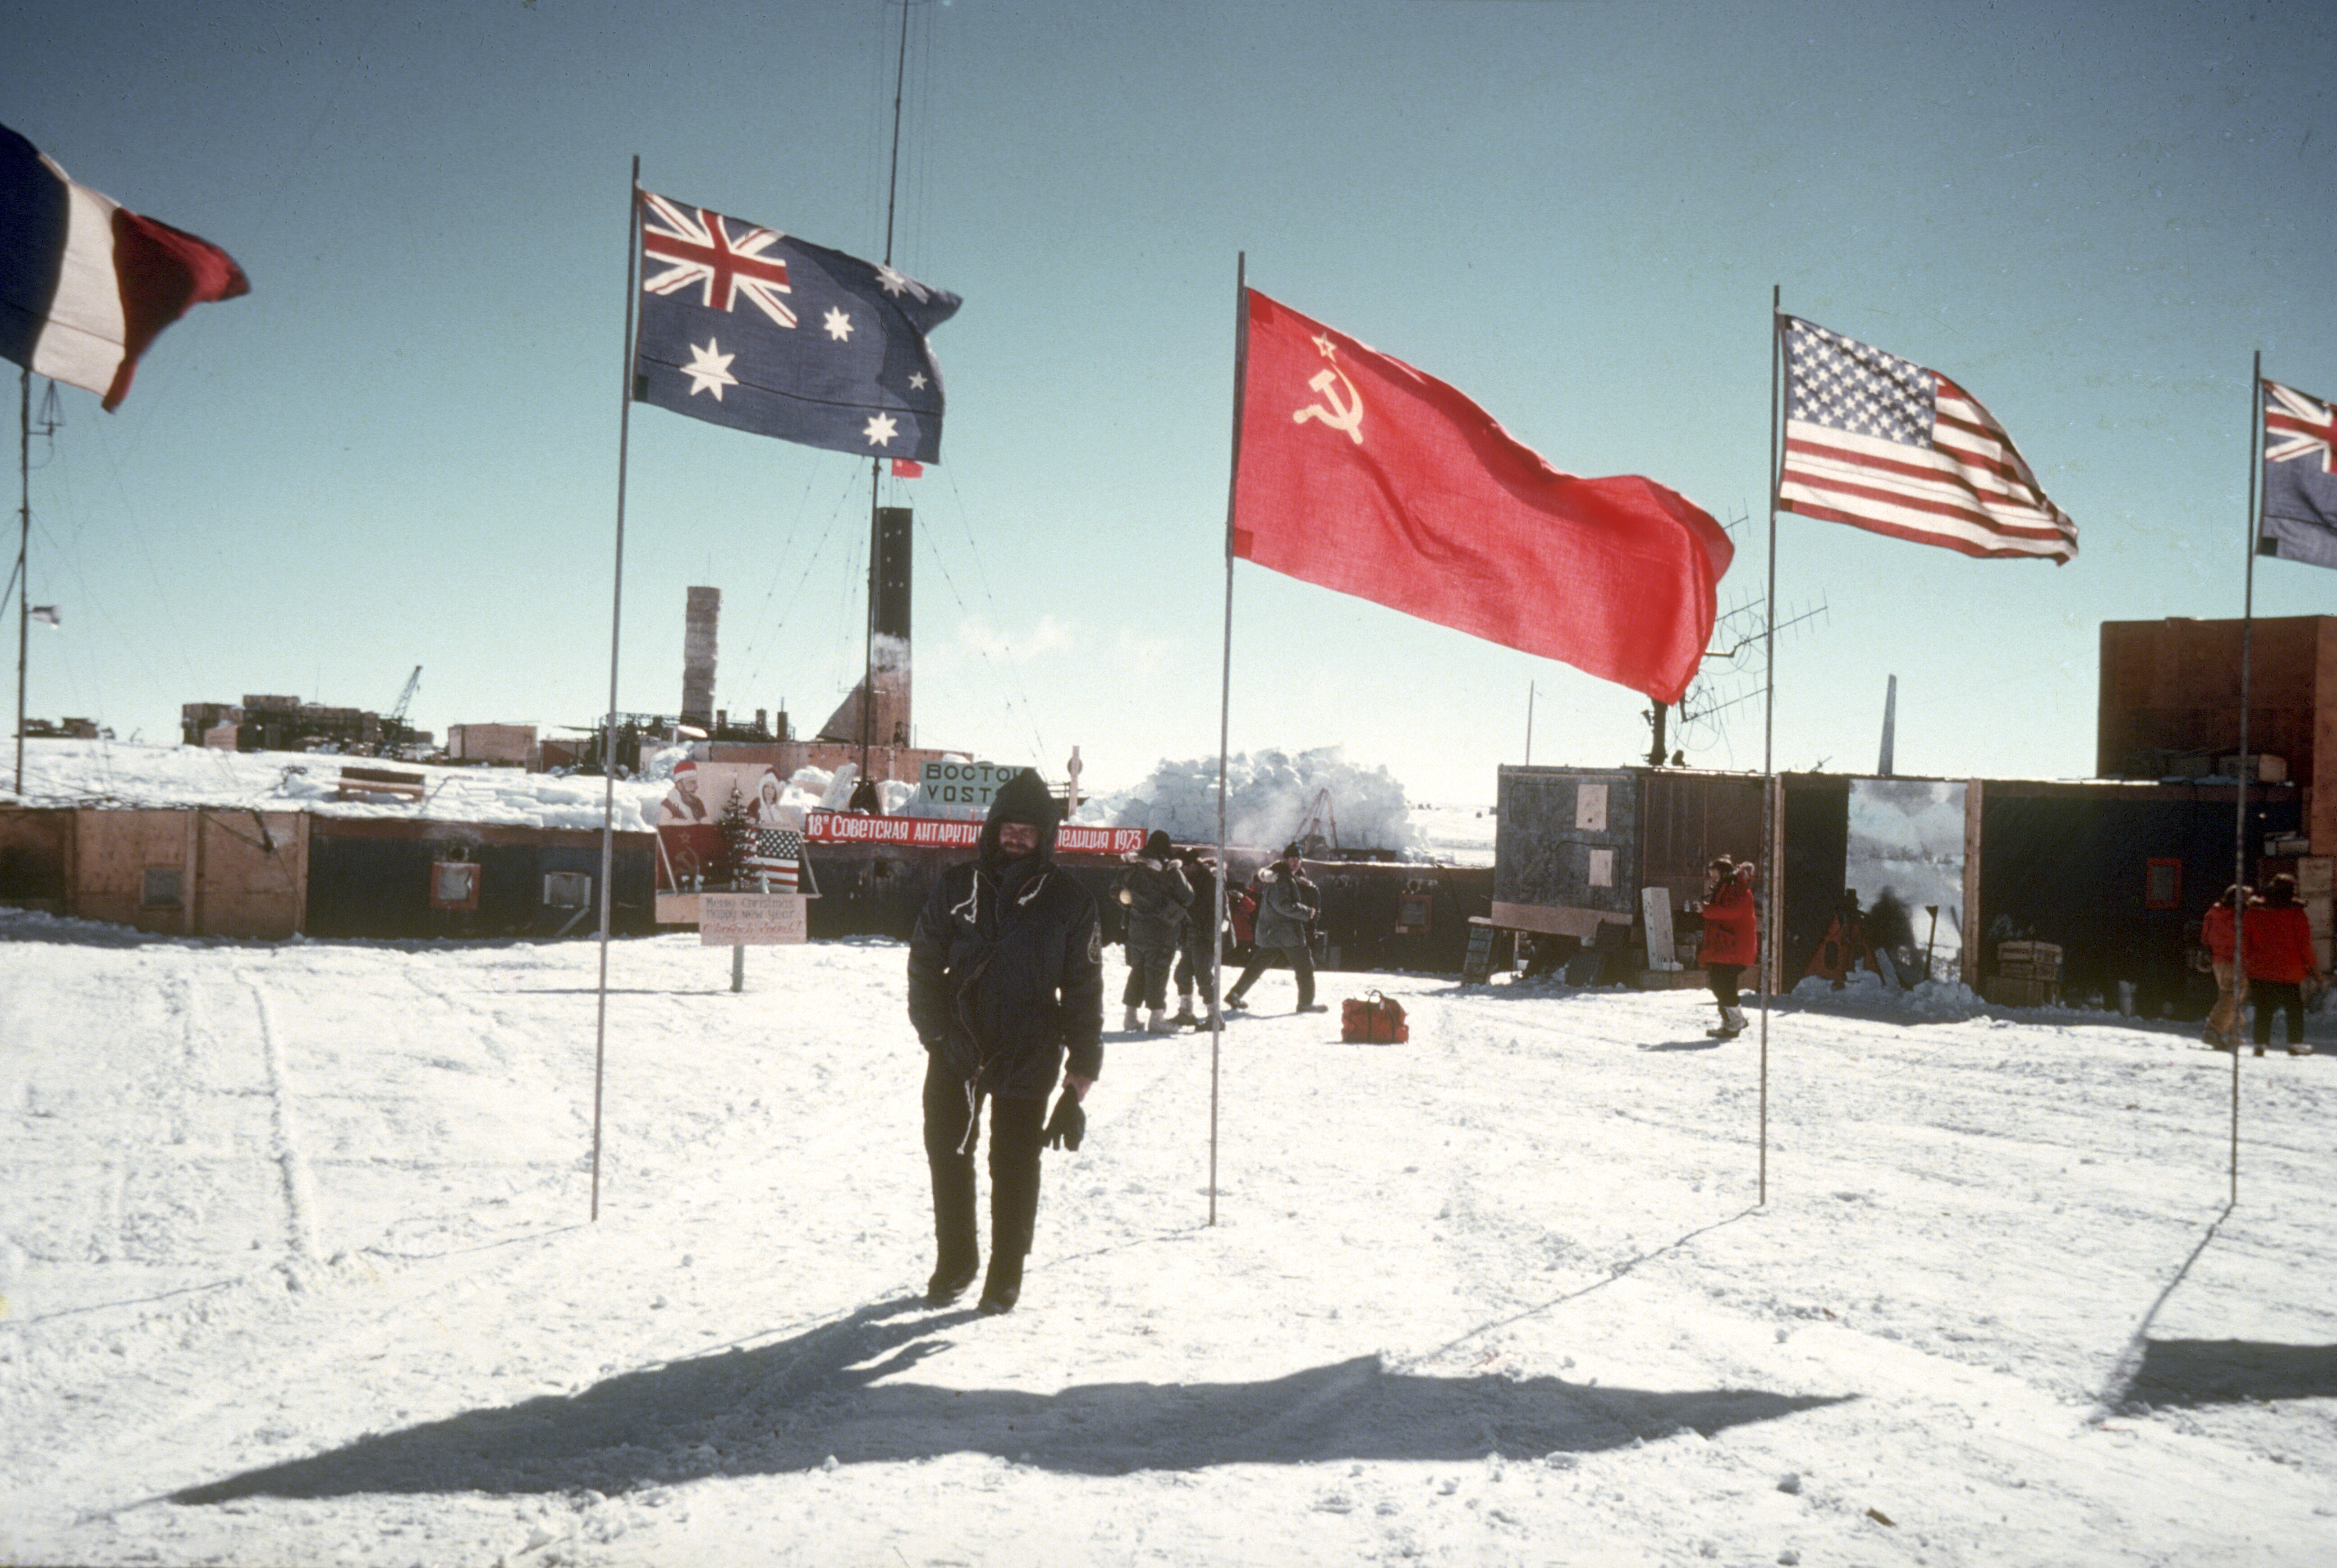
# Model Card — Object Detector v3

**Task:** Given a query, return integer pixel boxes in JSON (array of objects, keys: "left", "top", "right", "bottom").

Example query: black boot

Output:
[
  {"left": 928, "top": 1256, "right": 979, "bottom": 1304},
  {"left": 926, "top": 1153, "right": 980, "bottom": 1304},
  {"left": 977, "top": 1250, "right": 1024, "bottom": 1315}
]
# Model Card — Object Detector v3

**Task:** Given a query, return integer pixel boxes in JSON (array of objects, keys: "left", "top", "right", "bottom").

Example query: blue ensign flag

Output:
[
  {"left": 2262, "top": 380, "right": 2337, "bottom": 571},
  {"left": 632, "top": 190, "right": 958, "bottom": 461}
]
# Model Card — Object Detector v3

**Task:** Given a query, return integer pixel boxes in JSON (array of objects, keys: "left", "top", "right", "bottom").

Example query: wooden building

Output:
[
  {"left": 2098, "top": 615, "right": 2337, "bottom": 851},
  {"left": 0, "top": 805, "right": 651, "bottom": 941},
  {"left": 0, "top": 807, "right": 309, "bottom": 939},
  {"left": 1490, "top": 764, "right": 2305, "bottom": 1016}
]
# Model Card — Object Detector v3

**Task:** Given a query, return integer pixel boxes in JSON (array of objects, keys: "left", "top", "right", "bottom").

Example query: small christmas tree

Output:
[{"left": 712, "top": 784, "right": 752, "bottom": 890}]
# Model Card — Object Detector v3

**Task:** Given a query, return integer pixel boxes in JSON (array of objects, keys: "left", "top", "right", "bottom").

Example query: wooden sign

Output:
[{"left": 698, "top": 892, "right": 808, "bottom": 946}]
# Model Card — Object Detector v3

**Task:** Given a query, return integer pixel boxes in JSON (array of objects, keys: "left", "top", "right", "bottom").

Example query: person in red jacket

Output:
[
  {"left": 1696, "top": 856, "right": 1760, "bottom": 1039},
  {"left": 2242, "top": 875, "right": 2323, "bottom": 1057},
  {"left": 2200, "top": 884, "right": 2249, "bottom": 1052}
]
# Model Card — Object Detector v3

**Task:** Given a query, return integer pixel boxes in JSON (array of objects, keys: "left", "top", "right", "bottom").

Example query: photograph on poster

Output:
[
  {"left": 655, "top": 762, "right": 806, "bottom": 895},
  {"left": 1844, "top": 779, "right": 1968, "bottom": 986}
]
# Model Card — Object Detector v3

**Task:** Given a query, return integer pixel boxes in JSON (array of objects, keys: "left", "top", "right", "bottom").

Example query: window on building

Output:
[
  {"left": 2145, "top": 857, "right": 2182, "bottom": 911},
  {"left": 142, "top": 867, "right": 184, "bottom": 909},
  {"left": 431, "top": 861, "right": 480, "bottom": 909},
  {"left": 543, "top": 871, "right": 592, "bottom": 909}
]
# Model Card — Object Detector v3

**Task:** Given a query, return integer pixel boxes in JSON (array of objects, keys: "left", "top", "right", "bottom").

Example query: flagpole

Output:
[
  {"left": 1759, "top": 288, "right": 1783, "bottom": 1207},
  {"left": 591, "top": 156, "right": 644, "bottom": 1224},
  {"left": 2230, "top": 353, "right": 2263, "bottom": 1205},
  {"left": 1210, "top": 252, "right": 1248, "bottom": 1229},
  {"left": 14, "top": 366, "right": 27, "bottom": 794}
]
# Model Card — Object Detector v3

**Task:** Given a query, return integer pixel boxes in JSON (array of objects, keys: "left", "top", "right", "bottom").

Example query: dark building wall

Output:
[
  {"left": 1305, "top": 861, "right": 1493, "bottom": 973},
  {"left": 306, "top": 820, "right": 656, "bottom": 939},
  {"left": 0, "top": 807, "right": 73, "bottom": 912},
  {"left": 1778, "top": 776, "right": 1851, "bottom": 984},
  {"left": 1977, "top": 781, "right": 2298, "bottom": 1017},
  {"left": 1641, "top": 771, "right": 1769, "bottom": 910}
]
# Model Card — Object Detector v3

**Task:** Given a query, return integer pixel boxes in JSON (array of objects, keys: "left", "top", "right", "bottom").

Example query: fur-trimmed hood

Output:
[{"left": 979, "top": 767, "right": 1061, "bottom": 871}]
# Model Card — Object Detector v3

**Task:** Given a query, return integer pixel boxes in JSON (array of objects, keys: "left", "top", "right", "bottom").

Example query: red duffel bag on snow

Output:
[{"left": 1340, "top": 991, "right": 1408, "bottom": 1043}]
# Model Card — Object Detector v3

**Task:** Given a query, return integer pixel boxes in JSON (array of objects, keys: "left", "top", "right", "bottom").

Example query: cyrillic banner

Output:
[{"left": 805, "top": 812, "right": 1143, "bottom": 856}]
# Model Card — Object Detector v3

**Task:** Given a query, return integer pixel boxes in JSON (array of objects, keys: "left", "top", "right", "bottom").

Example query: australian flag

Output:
[
  {"left": 632, "top": 190, "right": 958, "bottom": 462},
  {"left": 2262, "top": 380, "right": 2337, "bottom": 570}
]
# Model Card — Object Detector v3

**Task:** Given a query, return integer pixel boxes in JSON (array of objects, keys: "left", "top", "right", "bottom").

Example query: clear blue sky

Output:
[{"left": 8, "top": 0, "right": 2334, "bottom": 803}]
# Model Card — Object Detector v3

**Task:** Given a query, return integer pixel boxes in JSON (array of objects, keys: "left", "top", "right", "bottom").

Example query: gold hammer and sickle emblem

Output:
[{"left": 1294, "top": 367, "right": 1364, "bottom": 444}]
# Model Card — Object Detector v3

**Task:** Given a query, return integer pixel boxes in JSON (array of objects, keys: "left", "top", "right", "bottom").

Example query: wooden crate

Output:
[
  {"left": 1996, "top": 940, "right": 2062, "bottom": 981},
  {"left": 337, "top": 765, "right": 426, "bottom": 802}
]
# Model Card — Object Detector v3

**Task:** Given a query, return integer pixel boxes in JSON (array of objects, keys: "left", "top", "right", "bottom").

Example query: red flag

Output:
[
  {"left": 890, "top": 458, "right": 924, "bottom": 478},
  {"left": 1232, "top": 291, "right": 1732, "bottom": 705}
]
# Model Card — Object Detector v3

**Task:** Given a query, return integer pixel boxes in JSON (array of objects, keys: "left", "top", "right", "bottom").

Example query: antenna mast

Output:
[{"left": 860, "top": 0, "right": 920, "bottom": 788}]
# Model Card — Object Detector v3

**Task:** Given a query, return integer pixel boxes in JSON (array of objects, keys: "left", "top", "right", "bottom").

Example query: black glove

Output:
[{"left": 1043, "top": 1088, "right": 1086, "bottom": 1152}]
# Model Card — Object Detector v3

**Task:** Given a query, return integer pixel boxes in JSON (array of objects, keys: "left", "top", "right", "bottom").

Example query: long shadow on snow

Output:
[
  {"left": 2115, "top": 1340, "right": 2337, "bottom": 1411},
  {"left": 171, "top": 1296, "right": 1849, "bottom": 1501}
]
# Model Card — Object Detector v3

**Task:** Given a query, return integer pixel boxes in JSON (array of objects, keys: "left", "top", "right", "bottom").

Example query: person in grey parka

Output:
[
  {"left": 1111, "top": 829, "right": 1191, "bottom": 1034},
  {"left": 1225, "top": 842, "right": 1326, "bottom": 1014}
]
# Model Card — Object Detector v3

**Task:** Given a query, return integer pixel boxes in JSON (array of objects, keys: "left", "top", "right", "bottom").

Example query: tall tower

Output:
[
  {"left": 682, "top": 586, "right": 719, "bottom": 730},
  {"left": 817, "top": 507, "right": 914, "bottom": 749}
]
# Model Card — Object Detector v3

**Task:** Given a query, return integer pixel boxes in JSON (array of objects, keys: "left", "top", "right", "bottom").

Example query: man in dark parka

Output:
[{"left": 907, "top": 768, "right": 1102, "bottom": 1314}]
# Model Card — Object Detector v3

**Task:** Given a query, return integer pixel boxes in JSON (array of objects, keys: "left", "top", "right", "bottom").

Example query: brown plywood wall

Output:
[{"left": 69, "top": 809, "right": 307, "bottom": 938}]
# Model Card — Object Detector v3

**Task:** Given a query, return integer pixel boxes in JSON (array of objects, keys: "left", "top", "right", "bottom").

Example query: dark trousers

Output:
[
  {"left": 2251, "top": 979, "right": 2305, "bottom": 1046},
  {"left": 1708, "top": 963, "right": 1743, "bottom": 1010},
  {"left": 1173, "top": 935, "right": 1218, "bottom": 1004},
  {"left": 1229, "top": 941, "right": 1315, "bottom": 1008},
  {"left": 1121, "top": 947, "right": 1173, "bottom": 1011},
  {"left": 921, "top": 1054, "right": 1046, "bottom": 1271}
]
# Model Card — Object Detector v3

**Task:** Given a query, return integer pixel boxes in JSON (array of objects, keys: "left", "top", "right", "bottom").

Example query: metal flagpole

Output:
[
  {"left": 15, "top": 367, "right": 27, "bottom": 795},
  {"left": 1210, "top": 252, "right": 1249, "bottom": 1229},
  {"left": 591, "top": 156, "right": 644, "bottom": 1223},
  {"left": 1759, "top": 288, "right": 1783, "bottom": 1207},
  {"left": 2230, "top": 353, "right": 2264, "bottom": 1205}
]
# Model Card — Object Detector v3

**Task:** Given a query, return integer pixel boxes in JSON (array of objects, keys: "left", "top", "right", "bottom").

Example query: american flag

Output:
[
  {"left": 2260, "top": 379, "right": 2337, "bottom": 570},
  {"left": 1777, "top": 317, "right": 2076, "bottom": 563},
  {"left": 746, "top": 828, "right": 802, "bottom": 893}
]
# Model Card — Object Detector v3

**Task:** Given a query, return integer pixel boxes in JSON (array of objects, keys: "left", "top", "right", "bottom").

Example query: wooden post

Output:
[
  {"left": 184, "top": 807, "right": 202, "bottom": 938},
  {"left": 1962, "top": 779, "right": 1984, "bottom": 990}
]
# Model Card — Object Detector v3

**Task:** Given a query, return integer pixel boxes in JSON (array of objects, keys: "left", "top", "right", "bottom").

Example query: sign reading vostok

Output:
[{"left": 919, "top": 760, "right": 1017, "bottom": 814}]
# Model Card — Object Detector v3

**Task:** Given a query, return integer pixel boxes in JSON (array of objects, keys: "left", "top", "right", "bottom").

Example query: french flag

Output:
[{"left": 1, "top": 123, "right": 247, "bottom": 412}]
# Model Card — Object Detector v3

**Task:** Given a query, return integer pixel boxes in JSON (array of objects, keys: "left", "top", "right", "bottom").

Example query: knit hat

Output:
[
  {"left": 1143, "top": 830, "right": 1174, "bottom": 859},
  {"left": 1282, "top": 842, "right": 1303, "bottom": 860}
]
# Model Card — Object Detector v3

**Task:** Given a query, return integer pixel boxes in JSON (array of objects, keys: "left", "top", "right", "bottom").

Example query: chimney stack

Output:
[{"left": 683, "top": 587, "right": 719, "bottom": 730}]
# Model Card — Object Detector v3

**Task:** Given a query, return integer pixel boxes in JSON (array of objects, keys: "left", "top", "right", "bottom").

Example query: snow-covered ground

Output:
[{"left": 4, "top": 916, "right": 2332, "bottom": 1566}]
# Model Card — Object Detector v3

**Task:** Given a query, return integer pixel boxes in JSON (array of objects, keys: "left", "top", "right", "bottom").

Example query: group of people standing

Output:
[
  {"left": 2200, "top": 874, "right": 2326, "bottom": 1056},
  {"left": 1110, "top": 834, "right": 1327, "bottom": 1031}
]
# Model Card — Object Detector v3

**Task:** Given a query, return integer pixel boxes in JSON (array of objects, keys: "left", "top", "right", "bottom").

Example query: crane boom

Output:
[{"left": 383, "top": 665, "right": 421, "bottom": 752}]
